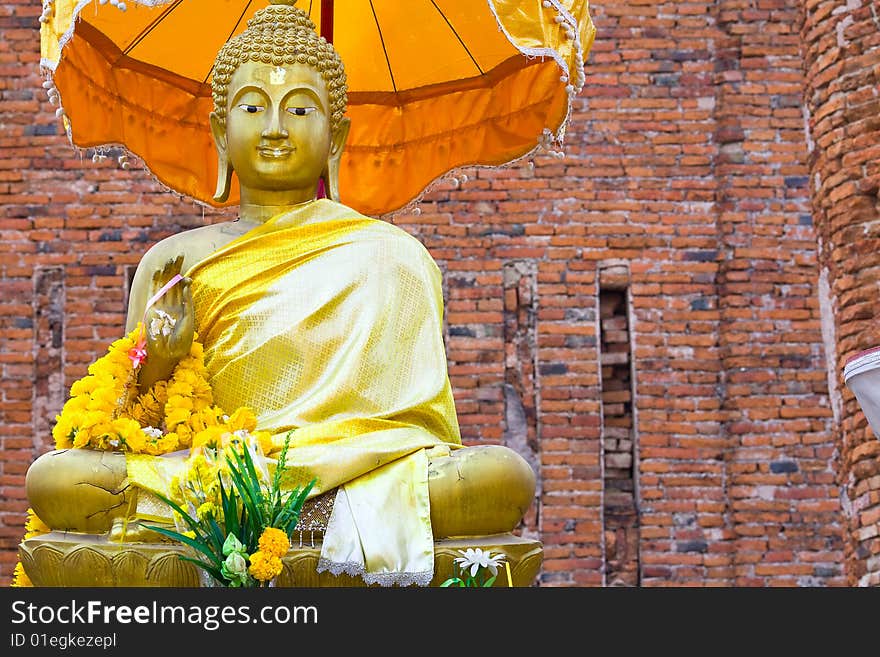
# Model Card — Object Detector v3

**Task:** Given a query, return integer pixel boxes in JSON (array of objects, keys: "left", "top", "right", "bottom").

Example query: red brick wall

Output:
[
  {"left": 802, "top": 0, "right": 880, "bottom": 586},
  {"left": 393, "top": 0, "right": 844, "bottom": 585},
  {"left": 0, "top": 0, "right": 850, "bottom": 586}
]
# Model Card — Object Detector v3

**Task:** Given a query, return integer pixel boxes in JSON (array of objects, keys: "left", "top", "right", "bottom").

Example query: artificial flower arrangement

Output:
[
  {"left": 15, "top": 317, "right": 314, "bottom": 588},
  {"left": 144, "top": 431, "right": 314, "bottom": 587}
]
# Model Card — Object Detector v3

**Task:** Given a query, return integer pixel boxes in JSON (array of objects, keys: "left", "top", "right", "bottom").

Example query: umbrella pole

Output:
[
  {"left": 315, "top": 0, "right": 333, "bottom": 200},
  {"left": 321, "top": 0, "right": 334, "bottom": 43}
]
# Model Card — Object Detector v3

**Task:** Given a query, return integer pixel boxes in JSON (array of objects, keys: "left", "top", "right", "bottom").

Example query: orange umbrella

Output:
[{"left": 40, "top": 0, "right": 595, "bottom": 217}]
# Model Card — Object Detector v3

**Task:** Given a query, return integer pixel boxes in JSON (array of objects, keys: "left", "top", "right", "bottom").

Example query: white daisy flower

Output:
[{"left": 453, "top": 548, "right": 505, "bottom": 577}]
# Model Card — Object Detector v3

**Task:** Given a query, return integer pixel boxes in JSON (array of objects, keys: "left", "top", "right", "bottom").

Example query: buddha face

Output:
[{"left": 215, "top": 60, "right": 335, "bottom": 202}]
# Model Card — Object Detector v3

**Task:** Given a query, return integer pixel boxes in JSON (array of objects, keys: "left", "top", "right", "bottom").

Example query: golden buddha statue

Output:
[{"left": 21, "top": 0, "right": 542, "bottom": 587}]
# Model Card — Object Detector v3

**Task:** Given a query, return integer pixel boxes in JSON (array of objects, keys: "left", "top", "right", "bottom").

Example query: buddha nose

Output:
[{"left": 262, "top": 106, "right": 289, "bottom": 139}]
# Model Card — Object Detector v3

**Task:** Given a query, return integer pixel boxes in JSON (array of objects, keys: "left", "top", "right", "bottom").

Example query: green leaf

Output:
[
  {"left": 440, "top": 578, "right": 462, "bottom": 587},
  {"left": 177, "top": 555, "right": 225, "bottom": 586},
  {"left": 220, "top": 480, "right": 241, "bottom": 539},
  {"left": 140, "top": 523, "right": 222, "bottom": 566},
  {"left": 273, "top": 481, "right": 314, "bottom": 532},
  {"left": 482, "top": 575, "right": 497, "bottom": 587},
  {"left": 206, "top": 516, "right": 227, "bottom": 553},
  {"left": 272, "top": 430, "right": 293, "bottom": 493},
  {"left": 234, "top": 443, "right": 266, "bottom": 511},
  {"left": 148, "top": 491, "right": 201, "bottom": 533},
  {"left": 226, "top": 458, "right": 263, "bottom": 535},
  {"left": 231, "top": 452, "right": 263, "bottom": 517}
]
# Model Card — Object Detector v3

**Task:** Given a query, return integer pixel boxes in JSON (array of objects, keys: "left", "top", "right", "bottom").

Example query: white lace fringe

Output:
[{"left": 316, "top": 558, "right": 433, "bottom": 588}]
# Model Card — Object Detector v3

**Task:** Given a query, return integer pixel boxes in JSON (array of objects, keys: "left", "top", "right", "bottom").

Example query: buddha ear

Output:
[
  {"left": 210, "top": 111, "right": 232, "bottom": 203},
  {"left": 322, "top": 117, "right": 350, "bottom": 202}
]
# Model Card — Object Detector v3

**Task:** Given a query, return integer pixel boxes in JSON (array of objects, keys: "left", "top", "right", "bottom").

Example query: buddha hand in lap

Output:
[{"left": 25, "top": 0, "right": 536, "bottom": 586}]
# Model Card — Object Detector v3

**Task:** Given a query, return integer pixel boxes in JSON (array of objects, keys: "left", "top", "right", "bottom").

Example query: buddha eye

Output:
[
  {"left": 286, "top": 107, "right": 316, "bottom": 117},
  {"left": 237, "top": 104, "right": 264, "bottom": 114}
]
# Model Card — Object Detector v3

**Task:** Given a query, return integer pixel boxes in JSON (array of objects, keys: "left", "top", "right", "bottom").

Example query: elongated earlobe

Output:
[
  {"left": 323, "top": 117, "right": 350, "bottom": 202},
  {"left": 210, "top": 111, "right": 232, "bottom": 203},
  {"left": 213, "top": 156, "right": 232, "bottom": 203},
  {"left": 321, "top": 161, "right": 340, "bottom": 202}
]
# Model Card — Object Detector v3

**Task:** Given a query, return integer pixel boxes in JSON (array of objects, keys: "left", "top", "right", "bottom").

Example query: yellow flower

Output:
[
  {"left": 167, "top": 393, "right": 194, "bottom": 412},
  {"left": 174, "top": 424, "right": 192, "bottom": 447},
  {"left": 196, "top": 501, "right": 217, "bottom": 520},
  {"left": 24, "top": 509, "right": 50, "bottom": 538},
  {"left": 173, "top": 368, "right": 199, "bottom": 386},
  {"left": 52, "top": 415, "right": 75, "bottom": 449},
  {"left": 258, "top": 527, "right": 290, "bottom": 558},
  {"left": 72, "top": 428, "right": 91, "bottom": 448},
  {"left": 254, "top": 431, "right": 274, "bottom": 456},
  {"left": 227, "top": 407, "right": 258, "bottom": 433},
  {"left": 188, "top": 452, "right": 208, "bottom": 472},
  {"left": 86, "top": 360, "right": 105, "bottom": 377},
  {"left": 112, "top": 416, "right": 142, "bottom": 440},
  {"left": 193, "top": 425, "right": 226, "bottom": 449},
  {"left": 157, "top": 433, "right": 180, "bottom": 453},
  {"left": 52, "top": 323, "right": 221, "bottom": 457},
  {"left": 110, "top": 332, "right": 136, "bottom": 352},
  {"left": 189, "top": 340, "right": 204, "bottom": 359},
  {"left": 70, "top": 376, "right": 98, "bottom": 396},
  {"left": 151, "top": 379, "right": 169, "bottom": 403},
  {"left": 187, "top": 410, "right": 210, "bottom": 433},
  {"left": 126, "top": 403, "right": 147, "bottom": 424},
  {"left": 248, "top": 551, "right": 283, "bottom": 582},
  {"left": 135, "top": 391, "right": 163, "bottom": 422},
  {"left": 11, "top": 562, "right": 32, "bottom": 587},
  {"left": 192, "top": 383, "right": 213, "bottom": 410},
  {"left": 82, "top": 410, "right": 108, "bottom": 429},
  {"left": 167, "top": 380, "right": 194, "bottom": 399},
  {"left": 63, "top": 396, "right": 89, "bottom": 416},
  {"left": 187, "top": 453, "right": 221, "bottom": 493},
  {"left": 126, "top": 432, "right": 147, "bottom": 453},
  {"left": 86, "top": 370, "right": 115, "bottom": 390},
  {"left": 104, "top": 362, "right": 130, "bottom": 382},
  {"left": 165, "top": 406, "right": 191, "bottom": 429}
]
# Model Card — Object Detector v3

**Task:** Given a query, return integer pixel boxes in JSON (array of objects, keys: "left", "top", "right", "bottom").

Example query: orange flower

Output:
[
  {"left": 248, "top": 550, "right": 283, "bottom": 582},
  {"left": 258, "top": 527, "right": 290, "bottom": 558}
]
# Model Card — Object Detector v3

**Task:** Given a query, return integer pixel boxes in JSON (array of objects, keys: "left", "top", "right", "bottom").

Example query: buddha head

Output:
[{"left": 209, "top": 0, "right": 349, "bottom": 205}]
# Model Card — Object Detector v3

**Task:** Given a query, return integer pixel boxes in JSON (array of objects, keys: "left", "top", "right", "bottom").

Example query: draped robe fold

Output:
[{"left": 127, "top": 199, "right": 462, "bottom": 586}]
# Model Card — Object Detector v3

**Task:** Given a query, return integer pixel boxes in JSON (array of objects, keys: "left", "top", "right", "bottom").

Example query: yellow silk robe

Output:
[{"left": 132, "top": 199, "right": 462, "bottom": 586}]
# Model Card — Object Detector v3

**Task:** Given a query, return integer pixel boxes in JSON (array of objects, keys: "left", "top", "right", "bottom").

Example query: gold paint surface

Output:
[{"left": 21, "top": 532, "right": 542, "bottom": 587}]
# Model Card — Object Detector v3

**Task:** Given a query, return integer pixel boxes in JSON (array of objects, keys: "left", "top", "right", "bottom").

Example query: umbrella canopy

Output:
[{"left": 40, "top": 0, "right": 595, "bottom": 217}]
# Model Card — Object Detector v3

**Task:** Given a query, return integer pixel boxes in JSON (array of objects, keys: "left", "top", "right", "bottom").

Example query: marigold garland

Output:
[
  {"left": 11, "top": 508, "right": 50, "bottom": 587},
  {"left": 50, "top": 324, "right": 269, "bottom": 456}
]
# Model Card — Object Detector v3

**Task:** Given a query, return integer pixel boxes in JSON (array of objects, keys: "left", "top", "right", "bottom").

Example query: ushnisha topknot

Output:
[{"left": 211, "top": 0, "right": 347, "bottom": 131}]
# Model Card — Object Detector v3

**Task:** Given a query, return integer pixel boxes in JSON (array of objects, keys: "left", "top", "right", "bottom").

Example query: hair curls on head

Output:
[{"left": 211, "top": 2, "right": 348, "bottom": 131}]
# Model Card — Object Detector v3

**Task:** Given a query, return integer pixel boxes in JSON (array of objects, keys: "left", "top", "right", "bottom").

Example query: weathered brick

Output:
[{"left": 0, "top": 0, "right": 855, "bottom": 589}]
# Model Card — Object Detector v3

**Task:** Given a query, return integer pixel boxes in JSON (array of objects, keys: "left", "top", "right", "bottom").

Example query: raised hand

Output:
[
  {"left": 137, "top": 255, "right": 194, "bottom": 393},
  {"left": 145, "top": 255, "right": 194, "bottom": 362}
]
